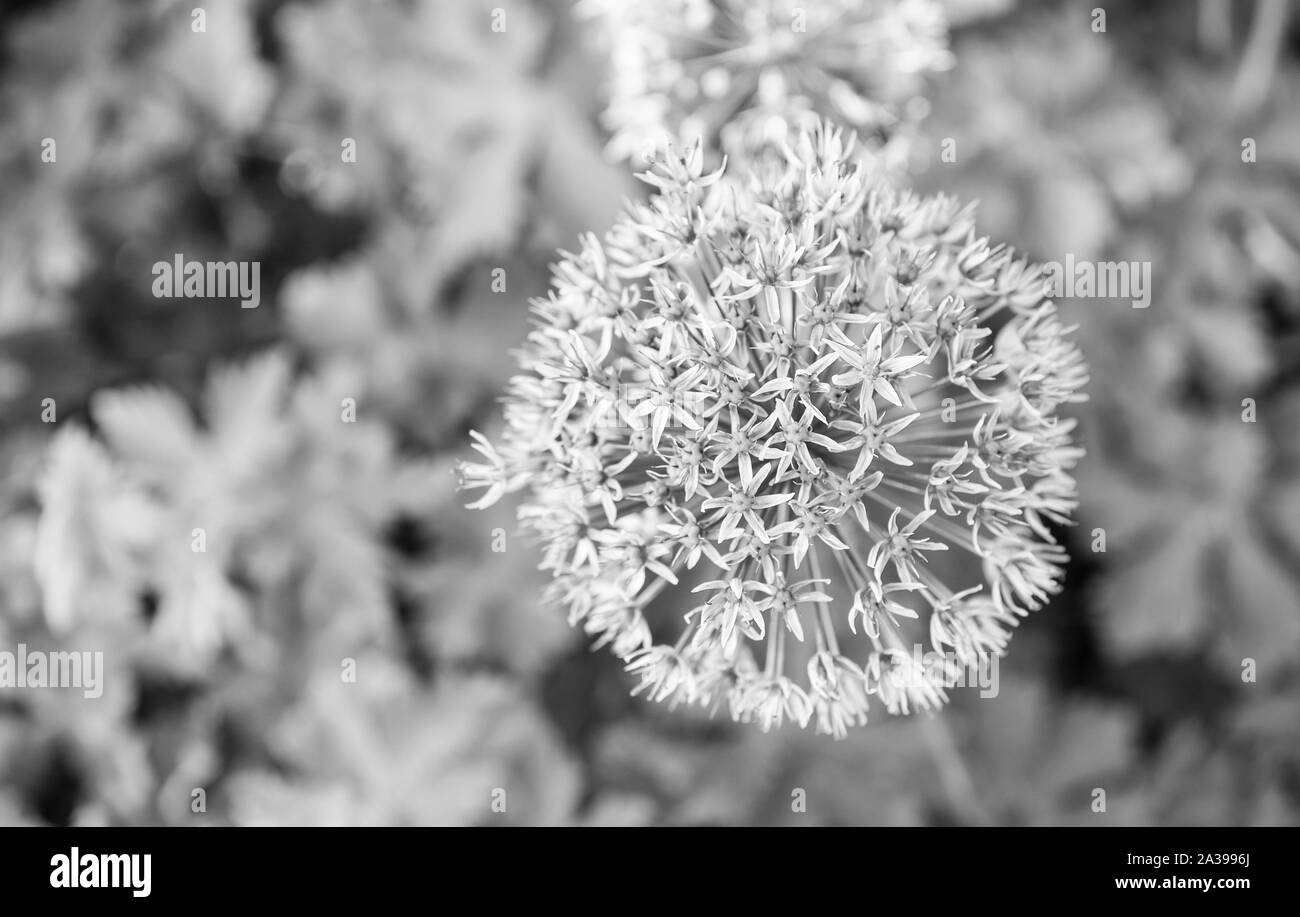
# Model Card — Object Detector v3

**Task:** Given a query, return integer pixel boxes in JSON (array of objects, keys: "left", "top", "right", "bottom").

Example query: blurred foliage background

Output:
[{"left": 0, "top": 0, "right": 1297, "bottom": 826}]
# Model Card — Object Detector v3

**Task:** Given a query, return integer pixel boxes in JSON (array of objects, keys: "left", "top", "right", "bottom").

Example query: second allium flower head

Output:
[
  {"left": 461, "top": 121, "right": 1087, "bottom": 737},
  {"left": 584, "top": 0, "right": 951, "bottom": 165}
]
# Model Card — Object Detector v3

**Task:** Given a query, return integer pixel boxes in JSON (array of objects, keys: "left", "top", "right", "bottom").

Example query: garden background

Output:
[{"left": 0, "top": 0, "right": 1297, "bottom": 826}]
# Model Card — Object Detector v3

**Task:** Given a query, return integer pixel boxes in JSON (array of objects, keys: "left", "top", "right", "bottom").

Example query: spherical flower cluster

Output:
[
  {"left": 460, "top": 122, "right": 1087, "bottom": 736},
  {"left": 582, "top": 0, "right": 951, "bottom": 164}
]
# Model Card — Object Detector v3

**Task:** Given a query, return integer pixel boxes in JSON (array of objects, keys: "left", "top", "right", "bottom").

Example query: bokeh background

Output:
[{"left": 0, "top": 0, "right": 1297, "bottom": 826}]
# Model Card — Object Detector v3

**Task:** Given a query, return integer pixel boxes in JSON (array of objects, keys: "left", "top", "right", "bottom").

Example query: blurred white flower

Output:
[{"left": 582, "top": 0, "right": 951, "bottom": 165}]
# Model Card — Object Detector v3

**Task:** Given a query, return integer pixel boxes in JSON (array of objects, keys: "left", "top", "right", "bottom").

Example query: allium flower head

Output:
[
  {"left": 461, "top": 121, "right": 1087, "bottom": 736},
  {"left": 583, "top": 0, "right": 951, "bottom": 164}
]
